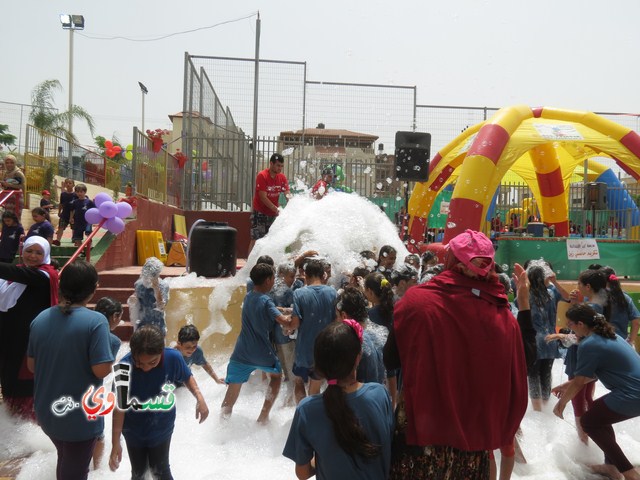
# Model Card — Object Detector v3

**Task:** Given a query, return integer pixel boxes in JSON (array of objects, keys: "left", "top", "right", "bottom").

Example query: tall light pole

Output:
[
  {"left": 138, "top": 82, "right": 148, "bottom": 135},
  {"left": 60, "top": 14, "right": 84, "bottom": 163}
]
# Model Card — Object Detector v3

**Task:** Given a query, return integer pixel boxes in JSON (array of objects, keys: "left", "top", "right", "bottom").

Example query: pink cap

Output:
[{"left": 448, "top": 229, "right": 495, "bottom": 276}]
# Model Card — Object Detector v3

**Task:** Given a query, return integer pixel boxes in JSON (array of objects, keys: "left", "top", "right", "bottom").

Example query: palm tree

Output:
[
  {"left": 29, "top": 79, "right": 95, "bottom": 144},
  {"left": 0, "top": 124, "right": 16, "bottom": 147}
]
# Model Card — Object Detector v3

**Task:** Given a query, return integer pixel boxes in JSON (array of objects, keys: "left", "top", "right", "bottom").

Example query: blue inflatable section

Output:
[{"left": 595, "top": 169, "right": 640, "bottom": 228}]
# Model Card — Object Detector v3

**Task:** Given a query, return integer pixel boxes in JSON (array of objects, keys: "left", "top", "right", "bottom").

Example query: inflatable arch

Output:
[{"left": 407, "top": 105, "right": 640, "bottom": 244}]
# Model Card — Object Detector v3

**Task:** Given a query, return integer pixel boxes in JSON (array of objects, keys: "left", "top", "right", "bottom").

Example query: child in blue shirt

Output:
[
  {"left": 53, "top": 178, "right": 76, "bottom": 246},
  {"left": 70, "top": 184, "right": 95, "bottom": 247},
  {"left": 175, "top": 324, "right": 224, "bottom": 384},
  {"left": 283, "top": 320, "right": 394, "bottom": 480},
  {"left": 221, "top": 263, "right": 291, "bottom": 423},
  {"left": 109, "top": 325, "right": 209, "bottom": 479},
  {"left": 26, "top": 207, "right": 54, "bottom": 244},
  {"left": 290, "top": 259, "right": 337, "bottom": 404},
  {"left": 0, "top": 211, "right": 23, "bottom": 263}
]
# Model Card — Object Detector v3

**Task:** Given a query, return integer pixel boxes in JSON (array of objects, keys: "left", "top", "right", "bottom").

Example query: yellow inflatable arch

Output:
[{"left": 408, "top": 105, "right": 640, "bottom": 243}]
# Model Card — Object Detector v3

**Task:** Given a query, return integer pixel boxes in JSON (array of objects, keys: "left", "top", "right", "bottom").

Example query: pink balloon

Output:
[
  {"left": 94, "top": 192, "right": 112, "bottom": 207},
  {"left": 116, "top": 201, "right": 132, "bottom": 218},
  {"left": 99, "top": 201, "right": 118, "bottom": 219},
  {"left": 106, "top": 216, "right": 125, "bottom": 234},
  {"left": 84, "top": 208, "right": 102, "bottom": 224}
]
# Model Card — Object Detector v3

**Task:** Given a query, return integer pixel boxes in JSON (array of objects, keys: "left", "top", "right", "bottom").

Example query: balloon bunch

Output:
[
  {"left": 84, "top": 193, "right": 132, "bottom": 234},
  {"left": 121, "top": 144, "right": 133, "bottom": 161},
  {"left": 104, "top": 140, "right": 123, "bottom": 159}
]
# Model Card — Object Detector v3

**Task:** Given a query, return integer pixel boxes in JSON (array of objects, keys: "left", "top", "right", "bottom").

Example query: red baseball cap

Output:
[
  {"left": 448, "top": 229, "right": 495, "bottom": 276},
  {"left": 41, "top": 190, "right": 50, "bottom": 196}
]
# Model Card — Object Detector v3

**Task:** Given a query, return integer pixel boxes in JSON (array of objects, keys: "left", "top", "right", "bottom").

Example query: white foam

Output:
[{"left": 4, "top": 361, "right": 640, "bottom": 479}]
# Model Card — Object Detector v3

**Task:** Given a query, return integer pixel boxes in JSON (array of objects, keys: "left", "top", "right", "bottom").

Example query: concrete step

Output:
[{"left": 92, "top": 287, "right": 133, "bottom": 304}]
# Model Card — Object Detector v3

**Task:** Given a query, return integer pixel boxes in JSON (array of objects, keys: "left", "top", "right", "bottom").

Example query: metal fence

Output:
[
  {"left": 22, "top": 125, "right": 131, "bottom": 203},
  {"left": 0, "top": 101, "right": 49, "bottom": 154}
]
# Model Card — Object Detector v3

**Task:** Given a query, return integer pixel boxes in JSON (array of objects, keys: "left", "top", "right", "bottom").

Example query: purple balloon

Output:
[
  {"left": 94, "top": 192, "right": 113, "bottom": 207},
  {"left": 116, "top": 201, "right": 133, "bottom": 219},
  {"left": 84, "top": 208, "right": 102, "bottom": 224},
  {"left": 106, "top": 216, "right": 125, "bottom": 234},
  {"left": 99, "top": 201, "right": 118, "bottom": 219}
]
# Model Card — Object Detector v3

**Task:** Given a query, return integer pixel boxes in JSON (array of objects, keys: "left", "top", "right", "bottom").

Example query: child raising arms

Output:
[{"left": 283, "top": 320, "right": 394, "bottom": 480}]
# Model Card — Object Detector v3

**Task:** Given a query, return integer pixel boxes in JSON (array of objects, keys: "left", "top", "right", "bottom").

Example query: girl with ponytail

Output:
[
  {"left": 601, "top": 266, "right": 640, "bottom": 344},
  {"left": 283, "top": 320, "right": 394, "bottom": 480},
  {"left": 552, "top": 303, "right": 640, "bottom": 480}
]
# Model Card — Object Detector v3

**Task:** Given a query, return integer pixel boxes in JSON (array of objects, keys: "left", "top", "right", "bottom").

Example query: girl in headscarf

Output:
[{"left": 0, "top": 235, "right": 59, "bottom": 418}]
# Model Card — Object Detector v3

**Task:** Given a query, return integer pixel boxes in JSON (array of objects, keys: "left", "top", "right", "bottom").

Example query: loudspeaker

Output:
[
  {"left": 394, "top": 131, "right": 431, "bottom": 181},
  {"left": 585, "top": 182, "right": 607, "bottom": 210}
]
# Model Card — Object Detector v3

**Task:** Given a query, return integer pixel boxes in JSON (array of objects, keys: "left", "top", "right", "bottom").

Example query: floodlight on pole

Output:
[
  {"left": 138, "top": 82, "right": 148, "bottom": 135},
  {"left": 60, "top": 14, "right": 84, "bottom": 163}
]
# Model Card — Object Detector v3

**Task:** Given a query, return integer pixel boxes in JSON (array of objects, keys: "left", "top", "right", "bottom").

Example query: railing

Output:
[
  {"left": 23, "top": 125, "right": 132, "bottom": 203},
  {"left": 0, "top": 190, "right": 22, "bottom": 217}
]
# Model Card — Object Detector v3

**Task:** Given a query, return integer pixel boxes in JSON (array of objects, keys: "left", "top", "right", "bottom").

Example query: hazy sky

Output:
[{"left": 3, "top": 0, "right": 640, "bottom": 150}]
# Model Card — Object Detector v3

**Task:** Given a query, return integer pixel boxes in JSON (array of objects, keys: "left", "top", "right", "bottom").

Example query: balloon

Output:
[
  {"left": 113, "top": 146, "right": 122, "bottom": 154},
  {"left": 126, "top": 144, "right": 133, "bottom": 152},
  {"left": 85, "top": 208, "right": 102, "bottom": 224},
  {"left": 105, "top": 140, "right": 113, "bottom": 149},
  {"left": 125, "top": 151, "right": 133, "bottom": 161},
  {"left": 202, "top": 161, "right": 208, "bottom": 171},
  {"left": 98, "top": 201, "right": 118, "bottom": 219},
  {"left": 94, "top": 192, "right": 112, "bottom": 207},
  {"left": 106, "top": 148, "right": 114, "bottom": 158},
  {"left": 105, "top": 216, "right": 125, "bottom": 234},
  {"left": 116, "top": 201, "right": 132, "bottom": 218}
]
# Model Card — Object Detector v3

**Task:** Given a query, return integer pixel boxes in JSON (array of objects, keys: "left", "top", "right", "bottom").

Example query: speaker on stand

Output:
[{"left": 394, "top": 131, "right": 431, "bottom": 182}]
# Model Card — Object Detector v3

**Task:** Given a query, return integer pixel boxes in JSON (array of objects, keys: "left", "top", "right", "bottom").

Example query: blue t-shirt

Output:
[
  {"left": 134, "top": 279, "right": 169, "bottom": 333},
  {"left": 109, "top": 332, "right": 122, "bottom": 359},
  {"left": 27, "top": 306, "right": 114, "bottom": 442},
  {"left": 59, "top": 191, "right": 77, "bottom": 221},
  {"left": 293, "top": 285, "right": 337, "bottom": 368},
  {"left": 230, "top": 290, "right": 282, "bottom": 367},
  {"left": 368, "top": 305, "right": 392, "bottom": 330},
  {"left": 26, "top": 220, "right": 54, "bottom": 240},
  {"left": 357, "top": 329, "right": 386, "bottom": 384},
  {"left": 564, "top": 302, "right": 604, "bottom": 377},
  {"left": 609, "top": 293, "right": 640, "bottom": 338},
  {"left": 283, "top": 383, "right": 394, "bottom": 480},
  {"left": 269, "top": 280, "right": 294, "bottom": 345},
  {"left": 71, "top": 198, "right": 96, "bottom": 228},
  {"left": 529, "top": 285, "right": 563, "bottom": 360},
  {"left": 183, "top": 345, "right": 207, "bottom": 367},
  {"left": 0, "top": 224, "right": 24, "bottom": 260},
  {"left": 575, "top": 333, "right": 640, "bottom": 416},
  {"left": 119, "top": 348, "right": 192, "bottom": 447}
]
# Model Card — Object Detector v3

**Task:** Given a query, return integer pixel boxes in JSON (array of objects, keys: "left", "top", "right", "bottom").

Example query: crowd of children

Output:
[
  {"left": 0, "top": 178, "right": 98, "bottom": 265},
  {"left": 3, "top": 208, "right": 640, "bottom": 479}
]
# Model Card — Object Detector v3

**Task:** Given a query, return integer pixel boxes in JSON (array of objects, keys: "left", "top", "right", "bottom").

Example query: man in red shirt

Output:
[{"left": 249, "top": 153, "right": 290, "bottom": 253}]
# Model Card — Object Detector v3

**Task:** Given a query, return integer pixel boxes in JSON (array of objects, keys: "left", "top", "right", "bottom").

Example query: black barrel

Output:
[{"left": 188, "top": 221, "right": 237, "bottom": 277}]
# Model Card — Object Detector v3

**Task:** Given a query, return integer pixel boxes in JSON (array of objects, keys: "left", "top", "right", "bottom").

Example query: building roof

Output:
[
  {"left": 280, "top": 128, "right": 378, "bottom": 141},
  {"left": 168, "top": 111, "right": 213, "bottom": 124}
]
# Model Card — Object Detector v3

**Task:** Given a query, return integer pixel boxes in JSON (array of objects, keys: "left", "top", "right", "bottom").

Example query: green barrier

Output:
[{"left": 495, "top": 238, "right": 640, "bottom": 281}]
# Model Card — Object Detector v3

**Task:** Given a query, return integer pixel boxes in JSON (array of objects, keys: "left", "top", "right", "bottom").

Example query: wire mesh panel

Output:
[
  {"left": 305, "top": 81, "right": 416, "bottom": 154},
  {"left": 0, "top": 101, "right": 46, "bottom": 153},
  {"left": 415, "top": 105, "right": 495, "bottom": 156},
  {"left": 190, "top": 56, "right": 306, "bottom": 137}
]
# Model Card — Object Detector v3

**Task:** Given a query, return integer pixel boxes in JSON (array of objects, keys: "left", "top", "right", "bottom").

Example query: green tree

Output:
[
  {"left": 29, "top": 79, "right": 95, "bottom": 143},
  {"left": 0, "top": 124, "right": 16, "bottom": 147}
]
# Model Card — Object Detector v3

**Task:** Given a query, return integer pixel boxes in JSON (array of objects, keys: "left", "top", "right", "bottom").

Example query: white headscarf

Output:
[{"left": 0, "top": 236, "right": 52, "bottom": 312}]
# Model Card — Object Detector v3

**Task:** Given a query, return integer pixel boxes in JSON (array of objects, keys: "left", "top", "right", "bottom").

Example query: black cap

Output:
[{"left": 270, "top": 153, "right": 284, "bottom": 163}]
